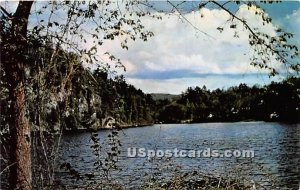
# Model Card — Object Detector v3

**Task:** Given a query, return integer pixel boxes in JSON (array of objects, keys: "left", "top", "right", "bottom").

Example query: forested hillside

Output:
[
  {"left": 157, "top": 78, "right": 300, "bottom": 124},
  {"left": 1, "top": 1, "right": 299, "bottom": 189},
  {"left": 1, "top": 50, "right": 299, "bottom": 133},
  {"left": 150, "top": 93, "right": 180, "bottom": 101},
  {"left": 1, "top": 15, "right": 298, "bottom": 133},
  {"left": 0, "top": 33, "right": 155, "bottom": 132},
  {"left": 1, "top": 64, "right": 156, "bottom": 131},
  {"left": 53, "top": 67, "right": 157, "bottom": 130}
]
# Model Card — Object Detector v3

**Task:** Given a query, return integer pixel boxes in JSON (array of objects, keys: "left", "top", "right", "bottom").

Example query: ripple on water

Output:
[{"left": 56, "top": 122, "right": 300, "bottom": 189}]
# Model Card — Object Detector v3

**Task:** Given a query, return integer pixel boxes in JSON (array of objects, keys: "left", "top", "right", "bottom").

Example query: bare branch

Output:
[
  {"left": 0, "top": 5, "right": 13, "bottom": 19},
  {"left": 167, "top": 0, "right": 216, "bottom": 40}
]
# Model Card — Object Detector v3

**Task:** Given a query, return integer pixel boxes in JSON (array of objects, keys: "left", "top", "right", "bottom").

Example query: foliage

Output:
[
  {"left": 0, "top": 0, "right": 299, "bottom": 189},
  {"left": 157, "top": 78, "right": 300, "bottom": 123}
]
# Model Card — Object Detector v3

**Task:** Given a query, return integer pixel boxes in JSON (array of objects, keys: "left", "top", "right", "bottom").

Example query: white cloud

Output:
[
  {"left": 3, "top": 1, "right": 289, "bottom": 94},
  {"left": 93, "top": 4, "right": 288, "bottom": 93},
  {"left": 285, "top": 8, "right": 300, "bottom": 37},
  {"left": 286, "top": 8, "right": 300, "bottom": 22},
  {"left": 99, "top": 4, "right": 278, "bottom": 77},
  {"left": 127, "top": 74, "right": 278, "bottom": 94}
]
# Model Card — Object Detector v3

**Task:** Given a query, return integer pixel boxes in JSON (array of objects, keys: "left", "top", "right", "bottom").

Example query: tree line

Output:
[
  {"left": 156, "top": 78, "right": 299, "bottom": 124},
  {"left": 1, "top": 1, "right": 299, "bottom": 189},
  {"left": 0, "top": 48, "right": 156, "bottom": 133},
  {"left": 2, "top": 43, "right": 299, "bottom": 134}
]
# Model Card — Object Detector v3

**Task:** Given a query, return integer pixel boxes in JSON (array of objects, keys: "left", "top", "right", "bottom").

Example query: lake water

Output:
[{"left": 56, "top": 122, "right": 300, "bottom": 189}]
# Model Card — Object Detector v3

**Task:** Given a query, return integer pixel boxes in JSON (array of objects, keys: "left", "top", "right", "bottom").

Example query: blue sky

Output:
[
  {"left": 96, "top": 1, "right": 299, "bottom": 94},
  {"left": 2, "top": 1, "right": 299, "bottom": 94}
]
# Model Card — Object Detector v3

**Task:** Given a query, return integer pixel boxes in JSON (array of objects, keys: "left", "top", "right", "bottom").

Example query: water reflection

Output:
[
  {"left": 56, "top": 122, "right": 300, "bottom": 189},
  {"left": 275, "top": 124, "right": 300, "bottom": 189}
]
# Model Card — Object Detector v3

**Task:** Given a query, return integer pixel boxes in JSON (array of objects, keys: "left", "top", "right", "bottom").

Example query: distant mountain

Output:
[{"left": 150, "top": 93, "right": 180, "bottom": 101}]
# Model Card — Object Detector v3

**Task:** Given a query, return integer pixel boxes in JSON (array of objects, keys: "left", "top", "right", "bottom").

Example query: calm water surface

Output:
[{"left": 57, "top": 122, "right": 300, "bottom": 189}]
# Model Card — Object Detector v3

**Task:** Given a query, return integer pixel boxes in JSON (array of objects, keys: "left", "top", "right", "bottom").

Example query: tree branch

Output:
[
  {"left": 167, "top": 0, "right": 216, "bottom": 40},
  {"left": 211, "top": 0, "right": 295, "bottom": 73},
  {"left": 0, "top": 5, "right": 13, "bottom": 19}
]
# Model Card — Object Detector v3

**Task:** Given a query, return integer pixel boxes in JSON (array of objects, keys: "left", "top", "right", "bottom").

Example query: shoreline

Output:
[
  {"left": 62, "top": 123, "right": 154, "bottom": 134},
  {"left": 59, "top": 119, "right": 299, "bottom": 134}
]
